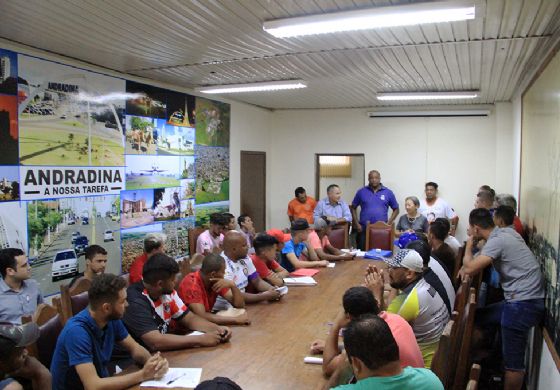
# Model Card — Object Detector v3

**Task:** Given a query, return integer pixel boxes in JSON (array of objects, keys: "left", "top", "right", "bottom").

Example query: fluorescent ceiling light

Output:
[
  {"left": 263, "top": 1, "right": 475, "bottom": 38},
  {"left": 197, "top": 80, "right": 307, "bottom": 94},
  {"left": 376, "top": 91, "right": 479, "bottom": 101}
]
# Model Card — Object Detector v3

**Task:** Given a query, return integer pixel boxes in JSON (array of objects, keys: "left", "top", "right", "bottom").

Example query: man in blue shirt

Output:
[
  {"left": 281, "top": 219, "right": 328, "bottom": 272},
  {"left": 351, "top": 170, "right": 399, "bottom": 250},
  {"left": 313, "top": 184, "right": 352, "bottom": 226},
  {"left": 51, "top": 273, "right": 168, "bottom": 390}
]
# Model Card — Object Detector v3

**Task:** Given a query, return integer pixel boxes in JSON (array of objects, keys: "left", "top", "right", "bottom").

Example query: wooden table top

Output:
[{"left": 129, "top": 258, "right": 385, "bottom": 390}]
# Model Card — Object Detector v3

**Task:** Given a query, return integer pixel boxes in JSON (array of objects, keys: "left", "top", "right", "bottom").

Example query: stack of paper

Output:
[
  {"left": 284, "top": 276, "right": 317, "bottom": 286},
  {"left": 140, "top": 368, "right": 202, "bottom": 388},
  {"left": 290, "top": 268, "right": 320, "bottom": 277}
]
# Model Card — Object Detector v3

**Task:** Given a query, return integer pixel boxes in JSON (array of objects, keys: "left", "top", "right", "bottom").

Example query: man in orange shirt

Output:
[{"left": 287, "top": 187, "right": 316, "bottom": 224}]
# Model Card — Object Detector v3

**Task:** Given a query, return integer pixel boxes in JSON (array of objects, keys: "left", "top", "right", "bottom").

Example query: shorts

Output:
[{"left": 476, "top": 298, "right": 544, "bottom": 371}]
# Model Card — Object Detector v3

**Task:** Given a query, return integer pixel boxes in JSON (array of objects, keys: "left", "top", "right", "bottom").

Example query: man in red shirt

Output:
[
  {"left": 250, "top": 234, "right": 289, "bottom": 287},
  {"left": 178, "top": 254, "right": 249, "bottom": 326},
  {"left": 287, "top": 187, "right": 317, "bottom": 224},
  {"left": 128, "top": 233, "right": 166, "bottom": 284}
]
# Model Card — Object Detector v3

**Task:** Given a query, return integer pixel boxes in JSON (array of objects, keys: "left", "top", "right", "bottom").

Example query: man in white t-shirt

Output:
[
  {"left": 419, "top": 182, "right": 459, "bottom": 236},
  {"left": 196, "top": 213, "right": 226, "bottom": 255},
  {"left": 213, "top": 231, "right": 281, "bottom": 311}
]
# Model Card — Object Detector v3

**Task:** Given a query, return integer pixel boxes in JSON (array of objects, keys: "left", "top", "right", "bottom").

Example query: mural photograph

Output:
[
  {"left": 18, "top": 55, "right": 125, "bottom": 167},
  {"left": 27, "top": 195, "right": 121, "bottom": 295},
  {"left": 0, "top": 44, "right": 230, "bottom": 295},
  {"left": 521, "top": 50, "right": 560, "bottom": 356}
]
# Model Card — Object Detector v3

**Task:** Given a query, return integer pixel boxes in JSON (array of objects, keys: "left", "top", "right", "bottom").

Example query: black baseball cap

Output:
[{"left": 290, "top": 218, "right": 310, "bottom": 231}]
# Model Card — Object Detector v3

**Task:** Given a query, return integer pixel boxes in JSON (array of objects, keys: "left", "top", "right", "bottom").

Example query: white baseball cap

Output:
[{"left": 384, "top": 249, "right": 424, "bottom": 273}]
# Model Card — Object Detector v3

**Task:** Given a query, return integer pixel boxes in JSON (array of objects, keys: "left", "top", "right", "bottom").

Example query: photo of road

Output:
[
  {"left": 18, "top": 55, "right": 125, "bottom": 166},
  {"left": 28, "top": 196, "right": 121, "bottom": 296}
]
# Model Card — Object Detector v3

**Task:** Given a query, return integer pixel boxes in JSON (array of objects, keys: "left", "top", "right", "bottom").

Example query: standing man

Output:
[
  {"left": 419, "top": 182, "right": 459, "bottom": 236},
  {"left": 287, "top": 187, "right": 316, "bottom": 224},
  {"left": 313, "top": 184, "right": 352, "bottom": 226},
  {"left": 69, "top": 245, "right": 108, "bottom": 288},
  {"left": 461, "top": 208, "right": 545, "bottom": 390},
  {"left": 351, "top": 170, "right": 399, "bottom": 250},
  {"left": 0, "top": 248, "right": 43, "bottom": 325}
]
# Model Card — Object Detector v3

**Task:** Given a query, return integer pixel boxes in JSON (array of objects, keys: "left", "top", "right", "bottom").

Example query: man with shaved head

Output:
[{"left": 213, "top": 231, "right": 281, "bottom": 311}]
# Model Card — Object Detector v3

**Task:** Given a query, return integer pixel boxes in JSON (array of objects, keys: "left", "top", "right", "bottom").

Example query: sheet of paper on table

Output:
[
  {"left": 284, "top": 276, "right": 317, "bottom": 286},
  {"left": 290, "top": 268, "right": 320, "bottom": 277},
  {"left": 140, "top": 367, "right": 202, "bottom": 388},
  {"left": 187, "top": 331, "right": 204, "bottom": 336},
  {"left": 327, "top": 262, "right": 335, "bottom": 268}
]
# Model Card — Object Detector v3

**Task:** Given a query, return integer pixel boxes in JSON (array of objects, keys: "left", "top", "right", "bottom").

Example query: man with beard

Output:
[
  {"left": 123, "top": 253, "right": 232, "bottom": 351},
  {"left": 51, "top": 274, "right": 168, "bottom": 390},
  {"left": 69, "top": 245, "right": 108, "bottom": 288},
  {"left": 382, "top": 249, "right": 449, "bottom": 368}
]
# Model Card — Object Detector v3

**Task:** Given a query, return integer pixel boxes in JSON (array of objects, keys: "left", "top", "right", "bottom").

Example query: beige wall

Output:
[{"left": 267, "top": 105, "right": 516, "bottom": 241}]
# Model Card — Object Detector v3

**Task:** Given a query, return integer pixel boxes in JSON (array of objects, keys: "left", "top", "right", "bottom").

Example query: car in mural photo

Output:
[
  {"left": 71, "top": 231, "right": 80, "bottom": 244},
  {"left": 73, "top": 235, "right": 89, "bottom": 255},
  {"left": 104, "top": 230, "right": 114, "bottom": 242},
  {"left": 51, "top": 249, "right": 79, "bottom": 281}
]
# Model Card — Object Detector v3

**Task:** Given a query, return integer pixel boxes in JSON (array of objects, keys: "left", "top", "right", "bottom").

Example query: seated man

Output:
[
  {"left": 222, "top": 213, "right": 236, "bottom": 232},
  {"left": 237, "top": 214, "right": 255, "bottom": 253},
  {"left": 0, "top": 323, "right": 51, "bottom": 390},
  {"left": 128, "top": 233, "right": 166, "bottom": 284},
  {"left": 280, "top": 219, "right": 329, "bottom": 273},
  {"left": 0, "top": 248, "right": 43, "bottom": 324},
  {"left": 123, "top": 253, "right": 232, "bottom": 351},
  {"left": 313, "top": 184, "right": 352, "bottom": 226},
  {"left": 214, "top": 232, "right": 282, "bottom": 311},
  {"left": 250, "top": 234, "right": 289, "bottom": 287},
  {"left": 178, "top": 254, "right": 249, "bottom": 326},
  {"left": 428, "top": 221, "right": 456, "bottom": 280},
  {"left": 308, "top": 218, "right": 354, "bottom": 262},
  {"left": 196, "top": 213, "right": 226, "bottom": 256},
  {"left": 405, "top": 240, "right": 455, "bottom": 312},
  {"left": 287, "top": 186, "right": 316, "bottom": 224},
  {"left": 325, "top": 314, "right": 443, "bottom": 390},
  {"left": 380, "top": 249, "right": 449, "bottom": 367},
  {"left": 69, "top": 244, "right": 108, "bottom": 288},
  {"left": 431, "top": 217, "right": 461, "bottom": 256},
  {"left": 311, "top": 286, "right": 424, "bottom": 378},
  {"left": 51, "top": 273, "right": 168, "bottom": 390},
  {"left": 461, "top": 208, "right": 544, "bottom": 390}
]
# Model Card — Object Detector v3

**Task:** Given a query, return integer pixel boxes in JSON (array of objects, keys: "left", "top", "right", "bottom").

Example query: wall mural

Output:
[
  {"left": 520, "top": 49, "right": 560, "bottom": 357},
  {"left": 0, "top": 48, "right": 230, "bottom": 295}
]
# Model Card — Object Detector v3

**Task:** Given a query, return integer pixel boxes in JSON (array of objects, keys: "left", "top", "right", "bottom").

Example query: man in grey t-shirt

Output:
[{"left": 461, "top": 207, "right": 544, "bottom": 390}]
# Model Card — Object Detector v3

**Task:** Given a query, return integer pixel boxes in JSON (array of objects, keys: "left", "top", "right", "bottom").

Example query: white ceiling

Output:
[{"left": 1, "top": 0, "right": 560, "bottom": 109}]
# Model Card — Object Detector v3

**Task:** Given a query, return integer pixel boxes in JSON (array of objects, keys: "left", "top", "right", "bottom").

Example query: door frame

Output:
[{"left": 315, "top": 153, "right": 365, "bottom": 200}]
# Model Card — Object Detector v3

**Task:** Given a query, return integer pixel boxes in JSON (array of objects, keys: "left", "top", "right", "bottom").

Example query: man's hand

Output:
[
  {"left": 194, "top": 331, "right": 223, "bottom": 347},
  {"left": 218, "top": 326, "right": 232, "bottom": 342},
  {"left": 338, "top": 253, "right": 354, "bottom": 261},
  {"left": 234, "top": 312, "right": 251, "bottom": 326},
  {"left": 212, "top": 245, "right": 223, "bottom": 254},
  {"left": 354, "top": 224, "right": 363, "bottom": 233},
  {"left": 141, "top": 352, "right": 168, "bottom": 381},
  {"left": 364, "top": 266, "right": 384, "bottom": 298},
  {"left": 333, "top": 308, "right": 350, "bottom": 329},
  {"left": 263, "top": 289, "right": 282, "bottom": 301},
  {"left": 318, "top": 260, "right": 329, "bottom": 267},
  {"left": 310, "top": 339, "right": 325, "bottom": 354},
  {"left": 210, "top": 278, "right": 235, "bottom": 292}
]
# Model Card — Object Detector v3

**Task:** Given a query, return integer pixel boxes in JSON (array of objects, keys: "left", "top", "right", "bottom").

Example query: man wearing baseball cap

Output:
[
  {"left": 280, "top": 219, "right": 329, "bottom": 273},
  {"left": 382, "top": 249, "right": 449, "bottom": 368},
  {"left": 0, "top": 322, "right": 51, "bottom": 390}
]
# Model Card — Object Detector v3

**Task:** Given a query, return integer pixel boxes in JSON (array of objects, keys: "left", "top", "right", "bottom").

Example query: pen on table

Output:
[{"left": 166, "top": 373, "right": 186, "bottom": 385}]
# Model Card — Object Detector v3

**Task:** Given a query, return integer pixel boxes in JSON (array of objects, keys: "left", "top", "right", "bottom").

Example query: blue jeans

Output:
[{"left": 476, "top": 299, "right": 545, "bottom": 371}]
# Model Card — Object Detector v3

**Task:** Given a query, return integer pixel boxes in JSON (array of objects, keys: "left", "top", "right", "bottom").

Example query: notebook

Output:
[
  {"left": 290, "top": 268, "right": 320, "bottom": 277},
  {"left": 283, "top": 276, "right": 317, "bottom": 286}
]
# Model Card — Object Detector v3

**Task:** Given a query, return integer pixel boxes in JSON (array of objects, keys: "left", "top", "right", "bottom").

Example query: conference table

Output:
[{"left": 128, "top": 257, "right": 386, "bottom": 390}]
